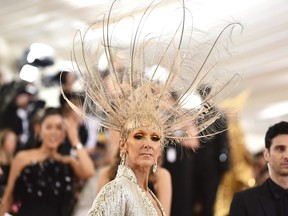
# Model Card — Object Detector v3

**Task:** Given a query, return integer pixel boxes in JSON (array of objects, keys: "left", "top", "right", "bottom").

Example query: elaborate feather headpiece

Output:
[{"left": 65, "top": 0, "right": 242, "bottom": 145}]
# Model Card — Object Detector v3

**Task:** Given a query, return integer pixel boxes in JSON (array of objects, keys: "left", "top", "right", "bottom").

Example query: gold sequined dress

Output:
[{"left": 87, "top": 165, "right": 166, "bottom": 216}]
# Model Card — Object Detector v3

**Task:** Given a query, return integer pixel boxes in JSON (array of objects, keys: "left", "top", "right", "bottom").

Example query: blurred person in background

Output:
[
  {"left": 230, "top": 121, "right": 288, "bottom": 216},
  {"left": 253, "top": 150, "right": 269, "bottom": 185},
  {"left": 163, "top": 85, "right": 230, "bottom": 216},
  {"left": 0, "top": 81, "right": 45, "bottom": 151},
  {"left": 24, "top": 112, "right": 42, "bottom": 150},
  {"left": 56, "top": 70, "right": 98, "bottom": 154},
  {"left": 162, "top": 91, "right": 200, "bottom": 216},
  {"left": 57, "top": 71, "right": 76, "bottom": 106},
  {"left": 0, "top": 129, "right": 17, "bottom": 198},
  {"left": 72, "top": 131, "right": 109, "bottom": 216},
  {"left": 0, "top": 107, "right": 94, "bottom": 216},
  {"left": 190, "top": 85, "right": 230, "bottom": 216},
  {"left": 59, "top": 93, "right": 99, "bottom": 213},
  {"left": 59, "top": 93, "right": 98, "bottom": 156},
  {"left": 214, "top": 91, "right": 255, "bottom": 216}
]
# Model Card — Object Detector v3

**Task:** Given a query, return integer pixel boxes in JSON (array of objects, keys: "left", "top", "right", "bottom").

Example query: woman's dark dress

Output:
[
  {"left": 0, "top": 164, "right": 10, "bottom": 197},
  {"left": 13, "top": 158, "right": 74, "bottom": 216}
]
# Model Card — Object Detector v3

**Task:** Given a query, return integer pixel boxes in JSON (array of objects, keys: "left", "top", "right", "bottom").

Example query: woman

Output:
[
  {"left": 67, "top": 1, "right": 241, "bottom": 215},
  {"left": 0, "top": 107, "right": 94, "bottom": 216},
  {"left": 87, "top": 119, "right": 167, "bottom": 216},
  {"left": 96, "top": 152, "right": 172, "bottom": 215},
  {"left": 96, "top": 130, "right": 172, "bottom": 216},
  {"left": 0, "top": 129, "right": 17, "bottom": 198}
]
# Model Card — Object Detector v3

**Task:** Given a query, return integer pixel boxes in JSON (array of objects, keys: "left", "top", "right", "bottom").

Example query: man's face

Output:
[{"left": 264, "top": 134, "right": 288, "bottom": 177}]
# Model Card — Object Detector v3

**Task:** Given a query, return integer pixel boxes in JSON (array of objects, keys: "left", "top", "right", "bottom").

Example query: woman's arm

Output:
[
  {"left": 0, "top": 152, "right": 27, "bottom": 216},
  {"left": 153, "top": 167, "right": 172, "bottom": 216},
  {"left": 63, "top": 117, "right": 95, "bottom": 180},
  {"left": 63, "top": 149, "right": 95, "bottom": 180}
]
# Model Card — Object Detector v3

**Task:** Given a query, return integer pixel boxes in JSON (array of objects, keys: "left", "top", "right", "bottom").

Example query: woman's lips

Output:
[{"left": 140, "top": 152, "right": 153, "bottom": 157}]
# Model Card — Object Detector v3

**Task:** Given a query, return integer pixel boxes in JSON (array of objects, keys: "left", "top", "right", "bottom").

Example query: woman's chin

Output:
[{"left": 137, "top": 161, "right": 154, "bottom": 169}]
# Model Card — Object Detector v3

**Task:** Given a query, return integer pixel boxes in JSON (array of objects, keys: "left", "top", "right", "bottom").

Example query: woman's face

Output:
[
  {"left": 121, "top": 127, "right": 161, "bottom": 170},
  {"left": 40, "top": 114, "right": 65, "bottom": 149}
]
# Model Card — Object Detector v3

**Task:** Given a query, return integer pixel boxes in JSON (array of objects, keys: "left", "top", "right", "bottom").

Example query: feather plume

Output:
[{"left": 63, "top": 0, "right": 242, "bottom": 145}]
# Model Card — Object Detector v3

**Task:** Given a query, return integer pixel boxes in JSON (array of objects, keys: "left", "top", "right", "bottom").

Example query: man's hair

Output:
[{"left": 265, "top": 121, "right": 288, "bottom": 149}]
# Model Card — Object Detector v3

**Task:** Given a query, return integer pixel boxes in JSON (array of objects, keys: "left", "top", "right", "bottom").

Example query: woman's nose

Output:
[
  {"left": 144, "top": 143, "right": 151, "bottom": 148},
  {"left": 144, "top": 139, "right": 152, "bottom": 148}
]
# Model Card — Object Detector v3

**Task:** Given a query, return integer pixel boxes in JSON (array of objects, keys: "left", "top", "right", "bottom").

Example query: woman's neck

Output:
[
  {"left": 132, "top": 167, "right": 150, "bottom": 191},
  {"left": 39, "top": 145, "right": 57, "bottom": 157}
]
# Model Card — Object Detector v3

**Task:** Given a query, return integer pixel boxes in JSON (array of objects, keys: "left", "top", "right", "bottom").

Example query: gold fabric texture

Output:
[{"left": 87, "top": 165, "right": 165, "bottom": 216}]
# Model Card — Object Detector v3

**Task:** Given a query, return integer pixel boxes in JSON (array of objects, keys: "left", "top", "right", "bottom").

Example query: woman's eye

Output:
[
  {"left": 151, "top": 136, "right": 161, "bottom": 141},
  {"left": 134, "top": 134, "right": 143, "bottom": 140}
]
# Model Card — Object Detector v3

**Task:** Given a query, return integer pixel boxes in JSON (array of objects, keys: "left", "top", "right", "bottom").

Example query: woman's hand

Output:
[{"left": 63, "top": 116, "right": 81, "bottom": 147}]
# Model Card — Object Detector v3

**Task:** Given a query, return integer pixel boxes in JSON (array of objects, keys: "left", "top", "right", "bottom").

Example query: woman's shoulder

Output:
[
  {"left": 95, "top": 177, "right": 126, "bottom": 204},
  {"left": 87, "top": 178, "right": 128, "bottom": 216},
  {"left": 15, "top": 148, "right": 38, "bottom": 158},
  {"left": 15, "top": 149, "right": 44, "bottom": 165},
  {"left": 98, "top": 173, "right": 134, "bottom": 196},
  {"left": 13, "top": 149, "right": 36, "bottom": 165},
  {"left": 108, "top": 174, "right": 133, "bottom": 187},
  {"left": 8, "top": 149, "right": 38, "bottom": 179},
  {"left": 155, "top": 167, "right": 171, "bottom": 178}
]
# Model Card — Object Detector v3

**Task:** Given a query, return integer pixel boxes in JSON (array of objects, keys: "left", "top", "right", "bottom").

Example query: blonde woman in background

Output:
[{"left": 0, "top": 129, "right": 17, "bottom": 198}]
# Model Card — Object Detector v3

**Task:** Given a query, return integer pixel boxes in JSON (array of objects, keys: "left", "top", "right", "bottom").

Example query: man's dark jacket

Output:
[{"left": 229, "top": 179, "right": 278, "bottom": 216}]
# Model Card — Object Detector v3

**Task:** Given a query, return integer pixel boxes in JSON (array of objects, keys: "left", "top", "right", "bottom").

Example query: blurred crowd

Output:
[{"left": 0, "top": 71, "right": 269, "bottom": 216}]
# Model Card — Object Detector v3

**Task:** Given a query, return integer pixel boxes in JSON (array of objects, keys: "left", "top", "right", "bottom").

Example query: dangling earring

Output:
[
  {"left": 120, "top": 152, "right": 126, "bottom": 165},
  {"left": 152, "top": 164, "right": 157, "bottom": 173}
]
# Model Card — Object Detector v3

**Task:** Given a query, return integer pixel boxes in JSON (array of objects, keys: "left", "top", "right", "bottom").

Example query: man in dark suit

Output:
[
  {"left": 0, "top": 82, "right": 43, "bottom": 151},
  {"left": 229, "top": 121, "right": 288, "bottom": 216}
]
